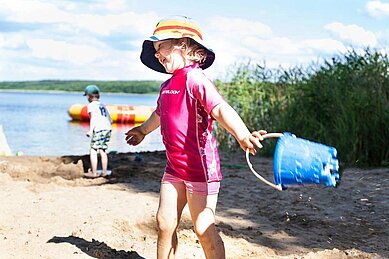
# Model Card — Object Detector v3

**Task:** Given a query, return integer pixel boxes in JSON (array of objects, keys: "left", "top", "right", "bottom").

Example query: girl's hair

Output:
[{"left": 172, "top": 38, "right": 207, "bottom": 65}]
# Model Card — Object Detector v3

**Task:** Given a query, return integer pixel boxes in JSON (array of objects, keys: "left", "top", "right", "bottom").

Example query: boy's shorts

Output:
[
  {"left": 90, "top": 129, "right": 111, "bottom": 150},
  {"left": 162, "top": 172, "right": 220, "bottom": 195}
]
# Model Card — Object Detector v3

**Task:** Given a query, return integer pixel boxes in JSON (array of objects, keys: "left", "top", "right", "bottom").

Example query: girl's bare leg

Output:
[
  {"left": 187, "top": 193, "right": 225, "bottom": 259},
  {"left": 157, "top": 182, "right": 187, "bottom": 259}
]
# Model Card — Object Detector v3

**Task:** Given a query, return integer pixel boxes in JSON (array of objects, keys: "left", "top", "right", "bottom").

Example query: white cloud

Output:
[
  {"left": 0, "top": 0, "right": 161, "bottom": 80},
  {"left": 204, "top": 17, "right": 355, "bottom": 77},
  {"left": 103, "top": 0, "right": 128, "bottom": 12},
  {"left": 366, "top": 0, "right": 389, "bottom": 18},
  {"left": 205, "top": 17, "right": 275, "bottom": 71},
  {"left": 0, "top": 34, "right": 25, "bottom": 49},
  {"left": 208, "top": 16, "right": 272, "bottom": 40},
  {"left": 302, "top": 39, "right": 346, "bottom": 54},
  {"left": 324, "top": 22, "right": 378, "bottom": 47},
  {"left": 199, "top": 17, "right": 270, "bottom": 77},
  {"left": 0, "top": 0, "right": 157, "bottom": 36},
  {"left": 26, "top": 39, "right": 105, "bottom": 65},
  {"left": 246, "top": 37, "right": 299, "bottom": 55},
  {"left": 0, "top": 0, "right": 68, "bottom": 24},
  {"left": 0, "top": 60, "right": 63, "bottom": 80}
]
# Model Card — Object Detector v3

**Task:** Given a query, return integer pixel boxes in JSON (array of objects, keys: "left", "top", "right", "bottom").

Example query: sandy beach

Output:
[{"left": 0, "top": 151, "right": 387, "bottom": 258}]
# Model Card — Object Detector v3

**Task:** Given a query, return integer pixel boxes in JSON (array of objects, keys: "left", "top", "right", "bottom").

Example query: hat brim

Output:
[
  {"left": 84, "top": 90, "right": 99, "bottom": 96},
  {"left": 140, "top": 36, "right": 215, "bottom": 74}
]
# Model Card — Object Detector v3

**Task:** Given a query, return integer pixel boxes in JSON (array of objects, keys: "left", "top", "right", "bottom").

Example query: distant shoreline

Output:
[
  {"left": 0, "top": 80, "right": 162, "bottom": 94},
  {"left": 0, "top": 89, "right": 159, "bottom": 96}
]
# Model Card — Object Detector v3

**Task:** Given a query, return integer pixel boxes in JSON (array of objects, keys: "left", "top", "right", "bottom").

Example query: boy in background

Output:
[{"left": 83, "top": 84, "right": 112, "bottom": 178}]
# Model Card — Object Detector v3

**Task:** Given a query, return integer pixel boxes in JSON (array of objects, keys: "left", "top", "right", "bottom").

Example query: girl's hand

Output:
[
  {"left": 239, "top": 130, "right": 267, "bottom": 155},
  {"left": 125, "top": 126, "right": 146, "bottom": 146}
]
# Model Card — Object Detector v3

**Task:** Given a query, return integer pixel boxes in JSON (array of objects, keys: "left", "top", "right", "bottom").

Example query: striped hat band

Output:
[{"left": 153, "top": 19, "right": 203, "bottom": 41}]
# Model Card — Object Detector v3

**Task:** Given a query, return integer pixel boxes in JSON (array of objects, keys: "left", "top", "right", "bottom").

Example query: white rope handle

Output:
[{"left": 245, "top": 132, "right": 284, "bottom": 191}]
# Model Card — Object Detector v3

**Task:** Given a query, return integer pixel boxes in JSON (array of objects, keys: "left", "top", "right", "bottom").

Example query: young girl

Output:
[{"left": 126, "top": 16, "right": 266, "bottom": 259}]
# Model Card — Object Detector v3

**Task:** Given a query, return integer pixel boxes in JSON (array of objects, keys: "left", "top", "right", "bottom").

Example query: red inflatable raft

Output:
[{"left": 68, "top": 104, "right": 154, "bottom": 123}]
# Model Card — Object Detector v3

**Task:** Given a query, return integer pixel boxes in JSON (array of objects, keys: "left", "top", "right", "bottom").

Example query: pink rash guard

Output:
[{"left": 155, "top": 63, "right": 225, "bottom": 182}]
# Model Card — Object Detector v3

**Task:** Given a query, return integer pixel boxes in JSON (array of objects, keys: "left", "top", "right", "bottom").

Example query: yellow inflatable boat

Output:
[{"left": 68, "top": 104, "right": 155, "bottom": 123}]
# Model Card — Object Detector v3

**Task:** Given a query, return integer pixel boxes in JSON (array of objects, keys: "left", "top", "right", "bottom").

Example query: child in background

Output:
[
  {"left": 125, "top": 16, "right": 266, "bottom": 258},
  {"left": 83, "top": 84, "right": 113, "bottom": 178}
]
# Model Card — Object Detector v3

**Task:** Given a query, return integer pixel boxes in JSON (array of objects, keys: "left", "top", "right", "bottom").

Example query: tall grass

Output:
[
  {"left": 215, "top": 64, "right": 292, "bottom": 155},
  {"left": 215, "top": 49, "right": 389, "bottom": 167}
]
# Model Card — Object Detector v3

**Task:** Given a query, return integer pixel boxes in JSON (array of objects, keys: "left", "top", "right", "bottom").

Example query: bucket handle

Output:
[{"left": 245, "top": 133, "right": 284, "bottom": 191}]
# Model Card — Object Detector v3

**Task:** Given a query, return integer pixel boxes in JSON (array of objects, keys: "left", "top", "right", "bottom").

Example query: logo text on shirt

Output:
[{"left": 161, "top": 90, "right": 180, "bottom": 95}]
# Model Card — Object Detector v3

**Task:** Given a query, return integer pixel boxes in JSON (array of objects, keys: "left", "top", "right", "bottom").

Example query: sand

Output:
[{"left": 0, "top": 151, "right": 387, "bottom": 259}]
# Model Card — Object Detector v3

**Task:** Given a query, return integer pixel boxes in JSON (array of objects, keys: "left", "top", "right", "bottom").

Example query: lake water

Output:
[{"left": 0, "top": 91, "right": 164, "bottom": 156}]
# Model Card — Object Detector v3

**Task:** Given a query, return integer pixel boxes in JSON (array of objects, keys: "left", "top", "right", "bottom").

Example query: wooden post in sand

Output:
[{"left": 0, "top": 125, "right": 12, "bottom": 156}]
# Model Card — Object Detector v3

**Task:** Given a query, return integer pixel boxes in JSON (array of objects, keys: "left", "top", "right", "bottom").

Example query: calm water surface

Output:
[{"left": 0, "top": 91, "right": 164, "bottom": 156}]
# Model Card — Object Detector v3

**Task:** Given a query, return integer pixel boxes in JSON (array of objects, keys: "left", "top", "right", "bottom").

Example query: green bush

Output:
[
  {"left": 216, "top": 49, "right": 389, "bottom": 167},
  {"left": 282, "top": 49, "right": 388, "bottom": 167}
]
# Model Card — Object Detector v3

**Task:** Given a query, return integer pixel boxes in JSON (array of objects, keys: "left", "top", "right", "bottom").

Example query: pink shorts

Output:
[{"left": 161, "top": 172, "right": 220, "bottom": 195}]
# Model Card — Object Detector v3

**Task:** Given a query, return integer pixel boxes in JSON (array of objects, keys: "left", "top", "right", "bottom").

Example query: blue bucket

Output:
[
  {"left": 245, "top": 132, "right": 340, "bottom": 191},
  {"left": 273, "top": 132, "right": 339, "bottom": 190}
]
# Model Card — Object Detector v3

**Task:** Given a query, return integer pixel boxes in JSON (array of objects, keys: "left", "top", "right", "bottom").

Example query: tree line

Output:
[{"left": 0, "top": 80, "right": 162, "bottom": 94}]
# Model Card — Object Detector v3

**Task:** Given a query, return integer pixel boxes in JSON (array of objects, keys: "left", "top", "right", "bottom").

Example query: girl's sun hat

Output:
[{"left": 140, "top": 15, "right": 215, "bottom": 74}]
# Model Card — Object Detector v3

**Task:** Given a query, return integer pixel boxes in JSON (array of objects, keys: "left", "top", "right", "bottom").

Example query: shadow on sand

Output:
[
  {"left": 47, "top": 236, "right": 145, "bottom": 259},
  {"left": 59, "top": 151, "right": 389, "bottom": 258}
]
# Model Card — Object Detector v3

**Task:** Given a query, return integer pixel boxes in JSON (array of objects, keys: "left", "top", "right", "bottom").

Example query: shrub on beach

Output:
[{"left": 215, "top": 48, "right": 389, "bottom": 167}]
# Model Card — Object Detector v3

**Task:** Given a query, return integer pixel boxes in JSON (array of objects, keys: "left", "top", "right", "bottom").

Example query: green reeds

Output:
[{"left": 216, "top": 49, "right": 389, "bottom": 167}]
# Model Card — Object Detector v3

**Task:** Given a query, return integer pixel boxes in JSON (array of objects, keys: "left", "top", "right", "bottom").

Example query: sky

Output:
[{"left": 0, "top": 0, "right": 388, "bottom": 82}]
